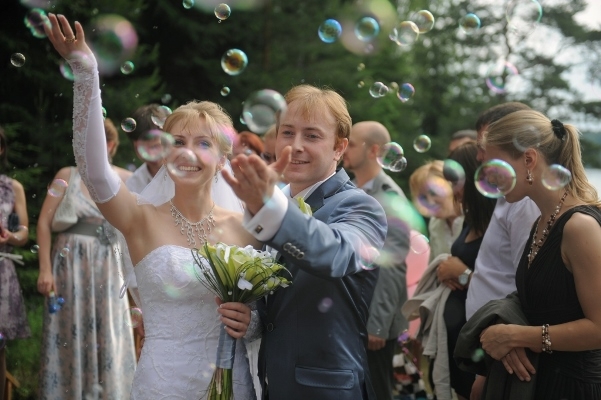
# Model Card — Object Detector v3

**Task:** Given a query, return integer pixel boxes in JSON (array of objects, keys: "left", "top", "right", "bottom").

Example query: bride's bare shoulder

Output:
[{"left": 214, "top": 207, "right": 261, "bottom": 248}]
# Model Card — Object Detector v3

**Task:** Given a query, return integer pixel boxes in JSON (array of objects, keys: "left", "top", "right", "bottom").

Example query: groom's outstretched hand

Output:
[
  {"left": 222, "top": 146, "right": 291, "bottom": 215},
  {"left": 216, "top": 298, "right": 251, "bottom": 339}
]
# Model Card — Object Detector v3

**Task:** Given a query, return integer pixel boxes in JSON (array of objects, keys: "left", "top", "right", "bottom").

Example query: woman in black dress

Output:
[
  {"left": 436, "top": 142, "right": 496, "bottom": 399},
  {"left": 479, "top": 110, "right": 601, "bottom": 399}
]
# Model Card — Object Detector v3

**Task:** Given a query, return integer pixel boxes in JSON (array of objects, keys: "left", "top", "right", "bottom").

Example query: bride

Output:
[{"left": 44, "top": 13, "right": 268, "bottom": 399}]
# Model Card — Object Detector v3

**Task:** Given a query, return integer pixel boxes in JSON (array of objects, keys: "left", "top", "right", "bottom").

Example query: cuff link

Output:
[{"left": 254, "top": 225, "right": 264, "bottom": 234}]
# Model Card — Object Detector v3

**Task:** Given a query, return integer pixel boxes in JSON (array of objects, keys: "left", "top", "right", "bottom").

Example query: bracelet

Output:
[{"left": 542, "top": 324, "right": 552, "bottom": 354}]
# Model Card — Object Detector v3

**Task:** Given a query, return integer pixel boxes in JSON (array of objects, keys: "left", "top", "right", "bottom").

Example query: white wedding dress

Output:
[
  {"left": 68, "top": 52, "right": 257, "bottom": 399},
  {"left": 131, "top": 245, "right": 255, "bottom": 399}
]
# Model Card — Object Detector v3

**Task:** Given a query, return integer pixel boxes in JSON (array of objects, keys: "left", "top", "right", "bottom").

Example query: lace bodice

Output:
[{"left": 131, "top": 245, "right": 255, "bottom": 399}]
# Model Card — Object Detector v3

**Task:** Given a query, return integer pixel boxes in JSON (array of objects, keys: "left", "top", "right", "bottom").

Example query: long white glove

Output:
[{"left": 70, "top": 55, "right": 120, "bottom": 203}]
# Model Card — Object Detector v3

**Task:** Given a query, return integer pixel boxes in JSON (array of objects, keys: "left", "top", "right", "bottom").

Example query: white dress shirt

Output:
[
  {"left": 243, "top": 173, "right": 335, "bottom": 241},
  {"left": 465, "top": 197, "right": 539, "bottom": 319}
]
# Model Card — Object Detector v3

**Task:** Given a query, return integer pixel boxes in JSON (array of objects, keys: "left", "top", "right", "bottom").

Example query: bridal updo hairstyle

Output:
[
  {"left": 163, "top": 101, "right": 234, "bottom": 156},
  {"left": 484, "top": 109, "right": 600, "bottom": 206}
]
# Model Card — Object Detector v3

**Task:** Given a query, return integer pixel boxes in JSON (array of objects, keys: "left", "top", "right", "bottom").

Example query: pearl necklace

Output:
[
  {"left": 170, "top": 200, "right": 215, "bottom": 248},
  {"left": 527, "top": 190, "right": 568, "bottom": 267}
]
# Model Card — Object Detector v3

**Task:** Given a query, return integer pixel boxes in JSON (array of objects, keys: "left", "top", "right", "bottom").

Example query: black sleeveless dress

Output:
[{"left": 516, "top": 205, "right": 601, "bottom": 399}]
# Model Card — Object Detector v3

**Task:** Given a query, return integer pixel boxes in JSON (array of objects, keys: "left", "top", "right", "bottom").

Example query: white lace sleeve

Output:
[{"left": 69, "top": 55, "right": 121, "bottom": 203}]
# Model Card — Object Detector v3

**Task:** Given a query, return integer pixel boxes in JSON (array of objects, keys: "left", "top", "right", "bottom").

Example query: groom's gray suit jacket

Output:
[{"left": 257, "top": 169, "right": 387, "bottom": 400}]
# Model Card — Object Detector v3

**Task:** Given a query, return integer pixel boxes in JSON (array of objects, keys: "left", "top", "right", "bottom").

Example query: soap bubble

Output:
[
  {"left": 506, "top": 0, "right": 543, "bottom": 37},
  {"left": 121, "top": 118, "right": 137, "bottom": 133},
  {"left": 485, "top": 61, "right": 519, "bottom": 94},
  {"left": 397, "top": 83, "right": 415, "bottom": 102},
  {"left": 31, "top": 244, "right": 40, "bottom": 253},
  {"left": 101, "top": 107, "right": 107, "bottom": 120},
  {"left": 124, "top": 307, "right": 143, "bottom": 328},
  {"left": 542, "top": 164, "right": 571, "bottom": 190},
  {"left": 220, "top": 86, "right": 230, "bottom": 97},
  {"left": 150, "top": 105, "right": 172, "bottom": 129},
  {"left": 86, "top": 15, "right": 138, "bottom": 76},
  {"left": 475, "top": 159, "right": 517, "bottom": 198},
  {"left": 357, "top": 63, "right": 365, "bottom": 71},
  {"left": 59, "top": 247, "right": 70, "bottom": 258},
  {"left": 24, "top": 8, "right": 50, "bottom": 38},
  {"left": 47, "top": 179, "right": 68, "bottom": 197},
  {"left": 183, "top": 0, "right": 194, "bottom": 9},
  {"left": 459, "top": 13, "right": 481, "bottom": 35},
  {"left": 120, "top": 61, "right": 134, "bottom": 75},
  {"left": 472, "top": 348, "right": 485, "bottom": 362},
  {"left": 377, "top": 142, "right": 405, "bottom": 171},
  {"left": 318, "top": 297, "right": 333, "bottom": 313},
  {"left": 166, "top": 148, "right": 199, "bottom": 178},
  {"left": 410, "top": 232, "right": 430, "bottom": 255},
  {"left": 242, "top": 89, "right": 287, "bottom": 135},
  {"left": 357, "top": 81, "right": 365, "bottom": 88},
  {"left": 10, "top": 53, "right": 26, "bottom": 67},
  {"left": 443, "top": 159, "right": 466, "bottom": 193},
  {"left": 359, "top": 244, "right": 380, "bottom": 270},
  {"left": 318, "top": 19, "right": 342, "bottom": 43},
  {"left": 369, "top": 82, "right": 389, "bottom": 98},
  {"left": 415, "top": 176, "right": 453, "bottom": 217},
  {"left": 413, "top": 135, "right": 432, "bottom": 153},
  {"left": 59, "top": 60, "right": 74, "bottom": 81},
  {"left": 136, "top": 130, "right": 175, "bottom": 162},
  {"left": 354, "top": 17, "right": 380, "bottom": 42},
  {"left": 214, "top": 3, "right": 231, "bottom": 20},
  {"left": 390, "top": 21, "right": 419, "bottom": 46},
  {"left": 221, "top": 49, "right": 248, "bottom": 76},
  {"left": 412, "top": 10, "right": 435, "bottom": 34},
  {"left": 161, "top": 93, "right": 172, "bottom": 104}
]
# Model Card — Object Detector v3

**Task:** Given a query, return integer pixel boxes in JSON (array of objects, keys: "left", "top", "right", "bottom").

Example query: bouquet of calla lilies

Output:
[{"left": 192, "top": 243, "right": 291, "bottom": 400}]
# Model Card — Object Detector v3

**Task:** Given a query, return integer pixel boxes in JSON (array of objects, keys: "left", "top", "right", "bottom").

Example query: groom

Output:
[{"left": 223, "top": 85, "right": 387, "bottom": 400}]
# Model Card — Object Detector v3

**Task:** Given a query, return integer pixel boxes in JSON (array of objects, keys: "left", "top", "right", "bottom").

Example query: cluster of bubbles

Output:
[
  {"left": 10, "top": 53, "right": 26, "bottom": 68},
  {"left": 318, "top": 19, "right": 343, "bottom": 43},
  {"left": 24, "top": 8, "right": 49, "bottom": 38},
  {"left": 221, "top": 49, "right": 248, "bottom": 75},
  {"left": 506, "top": 0, "right": 543, "bottom": 36},
  {"left": 214, "top": 4, "right": 232, "bottom": 21},
  {"left": 369, "top": 82, "right": 389, "bottom": 98},
  {"left": 242, "top": 89, "right": 287, "bottom": 135},
  {"left": 124, "top": 307, "right": 143, "bottom": 328},
  {"left": 486, "top": 61, "right": 519, "bottom": 94},
  {"left": 459, "top": 13, "right": 481, "bottom": 35},
  {"left": 47, "top": 179, "right": 68, "bottom": 197},
  {"left": 377, "top": 142, "right": 407, "bottom": 172}
]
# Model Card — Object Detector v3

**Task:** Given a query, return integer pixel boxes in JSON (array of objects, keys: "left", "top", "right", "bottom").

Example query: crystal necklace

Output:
[
  {"left": 170, "top": 200, "right": 215, "bottom": 248},
  {"left": 527, "top": 190, "right": 568, "bottom": 267}
]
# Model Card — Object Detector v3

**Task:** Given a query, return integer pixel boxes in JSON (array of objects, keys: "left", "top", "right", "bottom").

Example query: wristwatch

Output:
[{"left": 458, "top": 268, "right": 472, "bottom": 285}]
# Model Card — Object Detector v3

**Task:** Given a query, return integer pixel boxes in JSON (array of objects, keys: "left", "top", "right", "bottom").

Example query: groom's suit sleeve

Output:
[{"left": 249, "top": 189, "right": 387, "bottom": 279}]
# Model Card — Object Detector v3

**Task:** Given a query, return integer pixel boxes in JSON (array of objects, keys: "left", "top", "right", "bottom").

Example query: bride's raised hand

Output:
[{"left": 43, "top": 13, "right": 93, "bottom": 60}]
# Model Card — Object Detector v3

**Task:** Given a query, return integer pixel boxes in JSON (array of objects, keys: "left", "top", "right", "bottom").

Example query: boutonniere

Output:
[{"left": 297, "top": 197, "right": 313, "bottom": 216}]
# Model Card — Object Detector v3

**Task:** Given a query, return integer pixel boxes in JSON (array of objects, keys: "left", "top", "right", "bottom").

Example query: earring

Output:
[
  {"left": 215, "top": 169, "right": 220, "bottom": 183},
  {"left": 526, "top": 169, "right": 533, "bottom": 185}
]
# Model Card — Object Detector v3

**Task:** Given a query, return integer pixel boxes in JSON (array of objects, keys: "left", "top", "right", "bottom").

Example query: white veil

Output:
[{"left": 119, "top": 161, "right": 244, "bottom": 307}]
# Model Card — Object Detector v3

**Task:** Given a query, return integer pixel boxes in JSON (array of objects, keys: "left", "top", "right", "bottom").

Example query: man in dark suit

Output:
[
  {"left": 223, "top": 85, "right": 387, "bottom": 400},
  {"left": 344, "top": 121, "right": 411, "bottom": 400}
]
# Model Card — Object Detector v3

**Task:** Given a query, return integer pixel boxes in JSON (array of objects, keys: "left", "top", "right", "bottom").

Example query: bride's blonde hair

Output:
[{"left": 163, "top": 101, "right": 235, "bottom": 156}]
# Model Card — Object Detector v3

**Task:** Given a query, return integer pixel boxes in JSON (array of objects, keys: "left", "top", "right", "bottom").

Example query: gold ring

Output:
[{"left": 65, "top": 36, "right": 76, "bottom": 43}]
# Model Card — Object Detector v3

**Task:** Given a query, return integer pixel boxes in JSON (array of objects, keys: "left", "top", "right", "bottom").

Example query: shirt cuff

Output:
[{"left": 243, "top": 186, "right": 289, "bottom": 241}]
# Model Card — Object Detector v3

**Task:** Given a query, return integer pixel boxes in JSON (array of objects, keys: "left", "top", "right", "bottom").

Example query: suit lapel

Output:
[{"left": 304, "top": 169, "right": 351, "bottom": 213}]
